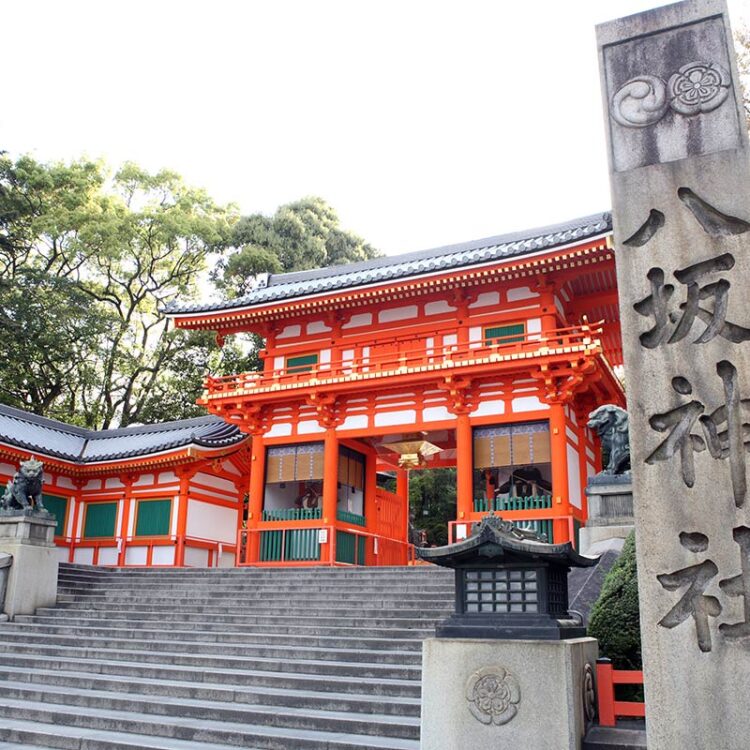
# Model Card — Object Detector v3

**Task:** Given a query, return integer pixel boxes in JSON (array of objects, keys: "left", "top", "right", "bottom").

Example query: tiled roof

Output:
[
  {"left": 166, "top": 212, "right": 612, "bottom": 316},
  {"left": 0, "top": 405, "right": 246, "bottom": 464}
]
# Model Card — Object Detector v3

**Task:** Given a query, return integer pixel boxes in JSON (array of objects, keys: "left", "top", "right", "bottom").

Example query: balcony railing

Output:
[{"left": 203, "top": 323, "right": 603, "bottom": 400}]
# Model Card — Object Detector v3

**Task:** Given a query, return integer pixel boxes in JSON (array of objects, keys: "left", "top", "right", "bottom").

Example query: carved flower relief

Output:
[
  {"left": 465, "top": 666, "right": 521, "bottom": 726},
  {"left": 582, "top": 663, "right": 596, "bottom": 723},
  {"left": 668, "top": 62, "right": 731, "bottom": 115},
  {"left": 611, "top": 60, "right": 732, "bottom": 128}
]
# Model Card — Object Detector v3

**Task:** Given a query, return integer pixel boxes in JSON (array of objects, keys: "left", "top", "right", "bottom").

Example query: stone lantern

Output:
[{"left": 417, "top": 515, "right": 598, "bottom": 640}]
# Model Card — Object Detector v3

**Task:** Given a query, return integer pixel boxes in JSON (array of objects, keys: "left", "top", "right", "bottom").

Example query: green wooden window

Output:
[
  {"left": 336, "top": 530, "right": 366, "bottom": 565},
  {"left": 83, "top": 502, "right": 117, "bottom": 538},
  {"left": 43, "top": 494, "right": 68, "bottom": 537},
  {"left": 259, "top": 528, "right": 320, "bottom": 562},
  {"left": 286, "top": 353, "right": 318, "bottom": 373},
  {"left": 134, "top": 499, "right": 172, "bottom": 537},
  {"left": 484, "top": 323, "right": 525, "bottom": 345}
]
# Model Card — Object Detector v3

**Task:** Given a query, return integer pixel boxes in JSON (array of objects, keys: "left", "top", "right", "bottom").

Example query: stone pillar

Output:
[
  {"left": 597, "top": 2, "right": 750, "bottom": 746},
  {"left": 421, "top": 637, "right": 597, "bottom": 750},
  {"left": 0, "top": 511, "right": 58, "bottom": 619},
  {"left": 579, "top": 475, "right": 634, "bottom": 554}
]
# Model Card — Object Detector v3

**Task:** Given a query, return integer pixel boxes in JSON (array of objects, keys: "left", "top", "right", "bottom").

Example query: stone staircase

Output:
[{"left": 0, "top": 563, "right": 455, "bottom": 750}]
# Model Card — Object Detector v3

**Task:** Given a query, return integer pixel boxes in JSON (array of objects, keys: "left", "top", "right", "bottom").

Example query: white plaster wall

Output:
[
  {"left": 566, "top": 427, "right": 578, "bottom": 445},
  {"left": 184, "top": 546, "right": 209, "bottom": 567},
  {"left": 567, "top": 444, "right": 582, "bottom": 509},
  {"left": 298, "top": 420, "right": 325, "bottom": 435},
  {"left": 507, "top": 286, "right": 539, "bottom": 301},
  {"left": 307, "top": 320, "right": 332, "bottom": 334},
  {"left": 0, "top": 462, "right": 16, "bottom": 476},
  {"left": 125, "top": 546, "right": 148, "bottom": 565},
  {"left": 378, "top": 305, "right": 418, "bottom": 323},
  {"left": 277, "top": 324, "right": 301, "bottom": 339},
  {"left": 152, "top": 546, "right": 175, "bottom": 566},
  {"left": 527, "top": 318, "right": 542, "bottom": 340},
  {"left": 55, "top": 547, "right": 69, "bottom": 563},
  {"left": 105, "top": 477, "right": 125, "bottom": 489},
  {"left": 469, "top": 291, "right": 500, "bottom": 308},
  {"left": 425, "top": 300, "right": 456, "bottom": 315},
  {"left": 194, "top": 473, "right": 237, "bottom": 495},
  {"left": 338, "top": 415, "right": 369, "bottom": 431},
  {"left": 99, "top": 547, "right": 119, "bottom": 566},
  {"left": 423, "top": 406, "right": 452, "bottom": 422},
  {"left": 134, "top": 474, "right": 154, "bottom": 487},
  {"left": 73, "top": 548, "right": 94, "bottom": 565},
  {"left": 375, "top": 410, "right": 417, "bottom": 427},
  {"left": 185, "top": 500, "right": 238, "bottom": 543},
  {"left": 471, "top": 400, "right": 506, "bottom": 417},
  {"left": 56, "top": 476, "right": 75, "bottom": 489},
  {"left": 320, "top": 349, "right": 332, "bottom": 365},
  {"left": 512, "top": 396, "right": 548, "bottom": 412},
  {"left": 343, "top": 313, "right": 372, "bottom": 329},
  {"left": 171, "top": 498, "right": 180, "bottom": 536},
  {"left": 159, "top": 471, "right": 178, "bottom": 485},
  {"left": 266, "top": 423, "right": 293, "bottom": 438},
  {"left": 273, "top": 356, "right": 284, "bottom": 370},
  {"left": 83, "top": 480, "right": 100, "bottom": 490},
  {"left": 219, "top": 551, "right": 235, "bottom": 568}
]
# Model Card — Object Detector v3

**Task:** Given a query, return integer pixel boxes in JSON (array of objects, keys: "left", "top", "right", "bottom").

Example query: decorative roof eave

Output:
[
  {"left": 0, "top": 438, "right": 249, "bottom": 478},
  {"left": 417, "top": 517, "right": 598, "bottom": 568},
  {"left": 170, "top": 235, "right": 612, "bottom": 333}
]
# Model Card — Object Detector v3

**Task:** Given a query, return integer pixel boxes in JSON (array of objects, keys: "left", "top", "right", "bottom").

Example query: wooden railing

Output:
[
  {"left": 596, "top": 658, "right": 646, "bottom": 726},
  {"left": 203, "top": 323, "right": 602, "bottom": 399}
]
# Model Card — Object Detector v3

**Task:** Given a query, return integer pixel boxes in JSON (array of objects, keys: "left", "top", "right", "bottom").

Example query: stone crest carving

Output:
[
  {"left": 465, "top": 666, "right": 521, "bottom": 726},
  {"left": 582, "top": 663, "right": 596, "bottom": 723},
  {"left": 612, "top": 61, "right": 731, "bottom": 128}
]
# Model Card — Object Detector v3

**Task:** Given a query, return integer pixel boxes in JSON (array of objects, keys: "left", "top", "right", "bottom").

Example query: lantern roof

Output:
[{"left": 417, "top": 515, "right": 599, "bottom": 569}]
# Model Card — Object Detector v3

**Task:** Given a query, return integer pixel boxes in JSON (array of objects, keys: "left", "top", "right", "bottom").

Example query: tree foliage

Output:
[
  {"left": 588, "top": 532, "right": 642, "bottom": 670},
  {"left": 214, "top": 196, "right": 379, "bottom": 298},
  {"left": 0, "top": 155, "right": 239, "bottom": 427},
  {"left": 409, "top": 468, "right": 457, "bottom": 546}
]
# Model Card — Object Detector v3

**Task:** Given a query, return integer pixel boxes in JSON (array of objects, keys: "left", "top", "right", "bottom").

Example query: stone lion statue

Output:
[
  {"left": 587, "top": 405, "right": 631, "bottom": 475},
  {"left": 1, "top": 458, "right": 46, "bottom": 512}
]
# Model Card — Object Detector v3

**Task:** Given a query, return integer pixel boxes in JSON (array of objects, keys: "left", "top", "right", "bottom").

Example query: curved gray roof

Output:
[
  {"left": 166, "top": 212, "right": 612, "bottom": 316},
  {"left": 0, "top": 405, "right": 246, "bottom": 464}
]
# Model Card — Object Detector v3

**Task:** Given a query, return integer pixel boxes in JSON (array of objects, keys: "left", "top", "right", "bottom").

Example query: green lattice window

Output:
[
  {"left": 83, "top": 502, "right": 117, "bottom": 538},
  {"left": 43, "top": 494, "right": 68, "bottom": 537},
  {"left": 286, "top": 353, "right": 318, "bottom": 373},
  {"left": 134, "top": 499, "right": 172, "bottom": 537},
  {"left": 484, "top": 323, "right": 525, "bottom": 345}
]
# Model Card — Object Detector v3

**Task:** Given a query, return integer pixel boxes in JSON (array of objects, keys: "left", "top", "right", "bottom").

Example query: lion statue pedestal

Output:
[{"left": 0, "top": 460, "right": 59, "bottom": 620}]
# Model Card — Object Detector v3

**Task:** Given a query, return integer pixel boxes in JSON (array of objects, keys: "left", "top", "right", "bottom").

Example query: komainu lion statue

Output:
[
  {"left": 587, "top": 405, "right": 631, "bottom": 475},
  {"left": 1, "top": 458, "right": 46, "bottom": 512}
]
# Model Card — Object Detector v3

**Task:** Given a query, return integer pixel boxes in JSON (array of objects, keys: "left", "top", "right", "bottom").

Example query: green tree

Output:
[
  {"left": 409, "top": 468, "right": 457, "bottom": 546},
  {"left": 214, "top": 196, "right": 379, "bottom": 298},
  {"left": 588, "top": 531, "right": 642, "bottom": 670},
  {"left": 0, "top": 155, "right": 236, "bottom": 427}
]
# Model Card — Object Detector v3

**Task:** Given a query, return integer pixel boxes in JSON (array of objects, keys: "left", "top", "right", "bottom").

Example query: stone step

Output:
[
  {"left": 0, "top": 642, "right": 421, "bottom": 680},
  {"left": 11, "top": 617, "right": 424, "bottom": 651},
  {"left": 0, "top": 627, "right": 423, "bottom": 664},
  {"left": 0, "top": 682, "right": 420, "bottom": 740},
  {"left": 0, "top": 652, "right": 421, "bottom": 697},
  {"left": 0, "top": 699, "right": 420, "bottom": 750},
  {"left": 0, "top": 665, "right": 421, "bottom": 717},
  {"left": 54, "top": 592, "right": 451, "bottom": 605}
]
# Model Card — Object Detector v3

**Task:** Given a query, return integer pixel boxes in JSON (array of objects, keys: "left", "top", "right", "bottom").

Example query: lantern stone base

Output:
[
  {"left": 0, "top": 510, "right": 58, "bottom": 619},
  {"left": 421, "top": 637, "right": 598, "bottom": 750}
]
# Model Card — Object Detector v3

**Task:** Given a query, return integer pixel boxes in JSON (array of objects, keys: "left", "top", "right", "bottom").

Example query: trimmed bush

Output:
[{"left": 588, "top": 531, "right": 642, "bottom": 669}]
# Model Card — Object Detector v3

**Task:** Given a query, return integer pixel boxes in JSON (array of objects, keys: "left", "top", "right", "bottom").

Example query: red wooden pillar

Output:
[
  {"left": 117, "top": 475, "right": 135, "bottom": 567},
  {"left": 322, "top": 427, "right": 339, "bottom": 564},
  {"left": 174, "top": 466, "right": 196, "bottom": 567},
  {"left": 395, "top": 467, "right": 409, "bottom": 564},
  {"left": 456, "top": 412, "right": 474, "bottom": 521},
  {"left": 246, "top": 434, "right": 266, "bottom": 564},
  {"left": 549, "top": 403, "right": 572, "bottom": 544},
  {"left": 364, "top": 446, "right": 379, "bottom": 565},
  {"left": 69, "top": 477, "right": 85, "bottom": 563}
]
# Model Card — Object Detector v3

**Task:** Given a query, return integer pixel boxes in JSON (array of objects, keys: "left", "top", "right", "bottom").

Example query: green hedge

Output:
[{"left": 588, "top": 531, "right": 642, "bottom": 670}]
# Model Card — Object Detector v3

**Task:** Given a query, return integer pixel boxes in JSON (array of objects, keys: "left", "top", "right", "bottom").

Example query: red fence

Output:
[{"left": 596, "top": 658, "right": 645, "bottom": 726}]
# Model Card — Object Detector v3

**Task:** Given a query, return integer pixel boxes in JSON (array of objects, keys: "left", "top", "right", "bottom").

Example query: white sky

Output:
[{"left": 3, "top": 0, "right": 750, "bottom": 256}]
